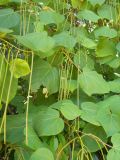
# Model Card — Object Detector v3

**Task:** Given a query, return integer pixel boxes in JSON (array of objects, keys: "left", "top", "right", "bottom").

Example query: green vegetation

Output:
[{"left": 0, "top": 0, "right": 120, "bottom": 159}]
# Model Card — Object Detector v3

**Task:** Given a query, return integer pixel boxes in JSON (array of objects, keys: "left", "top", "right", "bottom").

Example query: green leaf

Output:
[
  {"left": 80, "top": 37, "right": 97, "bottom": 49},
  {"left": 67, "top": 80, "right": 77, "bottom": 92},
  {"left": 0, "top": 9, "right": 20, "bottom": 28},
  {"left": 33, "top": 108, "right": 64, "bottom": 136},
  {"left": 88, "top": 0, "right": 105, "bottom": 6},
  {"left": 107, "top": 149, "right": 120, "bottom": 160},
  {"left": 14, "top": 149, "right": 31, "bottom": 160},
  {"left": 11, "top": 0, "right": 28, "bottom": 2},
  {"left": 0, "top": 103, "right": 2, "bottom": 110},
  {"left": 74, "top": 51, "right": 94, "bottom": 70},
  {"left": 51, "top": 100, "right": 81, "bottom": 120},
  {"left": 31, "top": 58, "right": 59, "bottom": 94},
  {"left": 96, "top": 38, "right": 116, "bottom": 57},
  {"left": 109, "top": 79, "right": 120, "bottom": 93},
  {"left": 94, "top": 26, "right": 117, "bottom": 39},
  {"left": 0, "top": 56, "right": 18, "bottom": 103},
  {"left": 97, "top": 103, "right": 120, "bottom": 137},
  {"left": 96, "top": 56, "right": 120, "bottom": 69},
  {"left": 79, "top": 70, "right": 110, "bottom": 96},
  {"left": 16, "top": 32, "right": 55, "bottom": 52},
  {"left": 96, "top": 55, "right": 115, "bottom": 65},
  {"left": 53, "top": 100, "right": 81, "bottom": 120},
  {"left": 47, "top": 50, "right": 63, "bottom": 66},
  {"left": 24, "top": 126, "right": 43, "bottom": 150},
  {"left": 30, "top": 148, "right": 54, "bottom": 160},
  {"left": 0, "top": 114, "right": 28, "bottom": 143},
  {"left": 97, "top": 95, "right": 120, "bottom": 116},
  {"left": 107, "top": 134, "right": 120, "bottom": 160},
  {"left": 107, "top": 57, "right": 120, "bottom": 69},
  {"left": 0, "top": 0, "right": 10, "bottom": 5},
  {"left": 10, "top": 58, "right": 30, "bottom": 78},
  {"left": 0, "top": 55, "right": 6, "bottom": 85},
  {"left": 116, "top": 42, "right": 120, "bottom": 52},
  {"left": 0, "top": 28, "right": 13, "bottom": 33},
  {"left": 0, "top": 27, "right": 13, "bottom": 37},
  {"left": 82, "top": 124, "right": 107, "bottom": 152},
  {"left": 77, "top": 9, "right": 100, "bottom": 22},
  {"left": 34, "top": 21, "right": 44, "bottom": 32},
  {"left": 75, "top": 28, "right": 97, "bottom": 49},
  {"left": 97, "top": 4, "right": 117, "bottom": 21},
  {"left": 60, "top": 100, "right": 81, "bottom": 120},
  {"left": 111, "top": 133, "right": 120, "bottom": 149},
  {"left": 32, "top": 0, "right": 49, "bottom": 4},
  {"left": 53, "top": 32, "right": 76, "bottom": 50},
  {"left": 81, "top": 102, "right": 100, "bottom": 126},
  {"left": 49, "top": 137, "right": 58, "bottom": 153},
  {"left": 11, "top": 95, "right": 24, "bottom": 113},
  {"left": 39, "top": 10, "right": 64, "bottom": 25},
  {"left": 35, "top": 50, "right": 55, "bottom": 58},
  {"left": 71, "top": 0, "right": 81, "bottom": 8},
  {"left": 0, "top": 70, "right": 18, "bottom": 103}
]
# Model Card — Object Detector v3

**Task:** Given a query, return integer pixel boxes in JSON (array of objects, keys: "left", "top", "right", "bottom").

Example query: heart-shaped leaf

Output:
[
  {"left": 79, "top": 70, "right": 110, "bottom": 96},
  {"left": 16, "top": 32, "right": 55, "bottom": 52},
  {"left": 10, "top": 58, "right": 30, "bottom": 78},
  {"left": 51, "top": 100, "right": 81, "bottom": 120},
  {"left": 33, "top": 108, "right": 64, "bottom": 136}
]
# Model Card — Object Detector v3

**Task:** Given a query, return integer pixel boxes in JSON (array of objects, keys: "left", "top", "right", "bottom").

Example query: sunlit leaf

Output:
[{"left": 10, "top": 58, "right": 30, "bottom": 78}]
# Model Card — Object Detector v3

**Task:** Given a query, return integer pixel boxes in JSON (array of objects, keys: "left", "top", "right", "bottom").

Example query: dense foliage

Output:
[{"left": 0, "top": 0, "right": 120, "bottom": 159}]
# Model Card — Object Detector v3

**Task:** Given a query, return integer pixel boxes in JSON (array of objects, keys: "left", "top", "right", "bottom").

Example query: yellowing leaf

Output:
[{"left": 10, "top": 58, "right": 30, "bottom": 78}]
